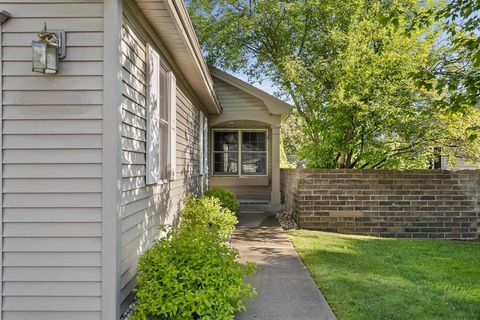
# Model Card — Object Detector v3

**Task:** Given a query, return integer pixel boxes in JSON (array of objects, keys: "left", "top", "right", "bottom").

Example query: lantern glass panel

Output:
[
  {"left": 32, "top": 40, "right": 47, "bottom": 73},
  {"left": 45, "top": 43, "right": 58, "bottom": 74}
]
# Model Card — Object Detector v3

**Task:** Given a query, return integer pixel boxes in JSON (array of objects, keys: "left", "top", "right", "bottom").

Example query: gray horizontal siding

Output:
[
  {"left": 1, "top": 1, "right": 104, "bottom": 319},
  {"left": 213, "top": 78, "right": 269, "bottom": 117},
  {"left": 119, "top": 15, "right": 207, "bottom": 312}
]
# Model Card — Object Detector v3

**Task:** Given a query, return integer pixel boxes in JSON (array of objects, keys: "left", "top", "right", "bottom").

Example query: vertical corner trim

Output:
[
  {"left": 102, "top": 0, "right": 123, "bottom": 319},
  {"left": 0, "top": 21, "right": 4, "bottom": 320}
]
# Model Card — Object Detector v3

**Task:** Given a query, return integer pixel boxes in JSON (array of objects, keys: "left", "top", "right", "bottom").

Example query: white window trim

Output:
[
  {"left": 146, "top": 44, "right": 161, "bottom": 185},
  {"left": 146, "top": 43, "right": 176, "bottom": 185},
  {"left": 211, "top": 128, "right": 269, "bottom": 177},
  {"left": 203, "top": 117, "right": 208, "bottom": 176},
  {"left": 167, "top": 71, "right": 176, "bottom": 182},
  {"left": 199, "top": 113, "right": 208, "bottom": 176},
  {"left": 199, "top": 113, "right": 204, "bottom": 176}
]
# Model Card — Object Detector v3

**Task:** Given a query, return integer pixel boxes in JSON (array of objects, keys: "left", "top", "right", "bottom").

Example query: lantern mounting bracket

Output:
[{"left": 48, "top": 30, "right": 66, "bottom": 59}]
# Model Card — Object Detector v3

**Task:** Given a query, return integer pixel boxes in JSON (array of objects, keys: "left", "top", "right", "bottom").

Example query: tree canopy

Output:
[
  {"left": 413, "top": 0, "right": 479, "bottom": 112},
  {"left": 187, "top": 0, "right": 480, "bottom": 169}
]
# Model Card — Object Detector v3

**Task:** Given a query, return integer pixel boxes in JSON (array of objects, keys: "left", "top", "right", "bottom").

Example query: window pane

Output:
[
  {"left": 214, "top": 131, "right": 238, "bottom": 152},
  {"left": 160, "top": 122, "right": 169, "bottom": 180},
  {"left": 241, "top": 152, "right": 266, "bottom": 175},
  {"left": 242, "top": 132, "right": 266, "bottom": 152},
  {"left": 214, "top": 152, "right": 238, "bottom": 174},
  {"left": 159, "top": 66, "right": 168, "bottom": 122}
]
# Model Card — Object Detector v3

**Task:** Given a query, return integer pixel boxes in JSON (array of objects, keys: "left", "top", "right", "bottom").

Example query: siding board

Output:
[
  {"left": 3, "top": 253, "right": 101, "bottom": 267},
  {"left": 4, "top": 178, "right": 102, "bottom": 193},
  {"left": 3, "top": 281, "right": 101, "bottom": 296},
  {"left": 3, "top": 164, "right": 102, "bottom": 178},
  {"left": 3, "top": 296, "right": 101, "bottom": 311},
  {"left": 3, "top": 222, "right": 102, "bottom": 237},
  {"left": 3, "top": 105, "right": 102, "bottom": 120},
  {"left": 3, "top": 120, "right": 102, "bottom": 134},
  {"left": 0, "top": 3, "right": 103, "bottom": 18},
  {"left": 3, "top": 208, "right": 102, "bottom": 223},
  {"left": 3, "top": 193, "right": 102, "bottom": 208},
  {"left": 3, "top": 61, "right": 103, "bottom": 76},
  {"left": 3, "top": 237, "right": 101, "bottom": 252},
  {"left": 3, "top": 76, "right": 103, "bottom": 90},
  {"left": 3, "top": 267, "right": 101, "bottom": 282},
  {"left": 3, "top": 312, "right": 101, "bottom": 320},
  {"left": 3, "top": 149, "right": 102, "bottom": 164},
  {"left": 3, "top": 46, "right": 103, "bottom": 62},
  {"left": 2, "top": 18, "right": 103, "bottom": 32},
  {"left": 2, "top": 31, "right": 103, "bottom": 47},
  {"left": 3, "top": 134, "right": 102, "bottom": 149},
  {"left": 3, "top": 91, "right": 102, "bottom": 105}
]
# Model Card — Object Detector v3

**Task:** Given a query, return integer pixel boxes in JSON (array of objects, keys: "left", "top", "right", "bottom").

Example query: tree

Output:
[
  {"left": 188, "top": 0, "right": 479, "bottom": 168},
  {"left": 280, "top": 110, "right": 304, "bottom": 160},
  {"left": 413, "top": 0, "right": 479, "bottom": 111}
]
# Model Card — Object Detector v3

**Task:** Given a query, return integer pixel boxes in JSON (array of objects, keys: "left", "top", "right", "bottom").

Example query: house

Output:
[{"left": 0, "top": 0, "right": 291, "bottom": 319}]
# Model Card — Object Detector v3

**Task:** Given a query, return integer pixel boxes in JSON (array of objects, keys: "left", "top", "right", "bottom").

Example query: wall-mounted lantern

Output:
[
  {"left": 32, "top": 23, "right": 65, "bottom": 74},
  {"left": 0, "top": 10, "right": 11, "bottom": 25}
]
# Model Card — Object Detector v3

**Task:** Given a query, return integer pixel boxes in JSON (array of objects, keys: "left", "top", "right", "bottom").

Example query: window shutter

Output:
[
  {"left": 199, "top": 113, "right": 204, "bottom": 175},
  {"left": 168, "top": 71, "right": 177, "bottom": 181},
  {"left": 146, "top": 44, "right": 161, "bottom": 185},
  {"left": 203, "top": 116, "right": 208, "bottom": 176}
]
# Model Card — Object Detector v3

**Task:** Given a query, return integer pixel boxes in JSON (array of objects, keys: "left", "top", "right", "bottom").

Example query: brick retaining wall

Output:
[{"left": 280, "top": 169, "right": 479, "bottom": 240}]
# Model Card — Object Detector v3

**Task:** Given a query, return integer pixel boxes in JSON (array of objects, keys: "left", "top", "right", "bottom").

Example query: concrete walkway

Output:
[{"left": 233, "top": 211, "right": 336, "bottom": 320}]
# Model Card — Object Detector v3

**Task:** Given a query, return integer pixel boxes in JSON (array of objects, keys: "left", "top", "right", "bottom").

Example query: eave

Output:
[{"left": 134, "top": 0, "right": 221, "bottom": 114}]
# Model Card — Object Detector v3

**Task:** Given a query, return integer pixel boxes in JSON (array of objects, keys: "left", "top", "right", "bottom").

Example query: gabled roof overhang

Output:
[
  {"left": 210, "top": 67, "right": 292, "bottom": 119},
  {"left": 133, "top": 0, "right": 221, "bottom": 114}
]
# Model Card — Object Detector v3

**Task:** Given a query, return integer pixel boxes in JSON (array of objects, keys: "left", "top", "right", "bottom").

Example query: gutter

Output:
[{"left": 168, "top": 0, "right": 222, "bottom": 114}]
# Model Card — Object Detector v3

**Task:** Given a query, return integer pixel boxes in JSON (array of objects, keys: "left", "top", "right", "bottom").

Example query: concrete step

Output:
[{"left": 239, "top": 200, "right": 270, "bottom": 212}]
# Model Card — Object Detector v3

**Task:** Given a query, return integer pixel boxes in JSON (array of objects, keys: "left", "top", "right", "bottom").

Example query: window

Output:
[
  {"left": 213, "top": 130, "right": 267, "bottom": 176},
  {"left": 241, "top": 131, "right": 267, "bottom": 175},
  {"left": 146, "top": 44, "right": 176, "bottom": 185}
]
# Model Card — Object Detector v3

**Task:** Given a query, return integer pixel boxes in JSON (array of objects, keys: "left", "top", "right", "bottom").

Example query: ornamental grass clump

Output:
[
  {"left": 204, "top": 187, "right": 240, "bottom": 215},
  {"left": 132, "top": 196, "right": 255, "bottom": 320}
]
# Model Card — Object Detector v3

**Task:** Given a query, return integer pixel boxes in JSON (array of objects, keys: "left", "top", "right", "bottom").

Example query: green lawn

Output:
[{"left": 289, "top": 230, "right": 480, "bottom": 320}]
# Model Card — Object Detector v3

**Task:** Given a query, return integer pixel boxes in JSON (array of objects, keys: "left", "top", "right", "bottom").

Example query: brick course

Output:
[{"left": 280, "top": 169, "right": 480, "bottom": 240}]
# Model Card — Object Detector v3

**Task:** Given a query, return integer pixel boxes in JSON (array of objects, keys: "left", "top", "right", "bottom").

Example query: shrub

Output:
[
  {"left": 131, "top": 197, "right": 255, "bottom": 320},
  {"left": 204, "top": 187, "right": 240, "bottom": 215},
  {"left": 178, "top": 196, "right": 237, "bottom": 241}
]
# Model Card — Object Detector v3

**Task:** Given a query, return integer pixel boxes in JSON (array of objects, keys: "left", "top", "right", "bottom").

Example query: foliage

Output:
[
  {"left": 187, "top": 0, "right": 480, "bottom": 169},
  {"left": 280, "top": 133, "right": 296, "bottom": 168},
  {"left": 204, "top": 187, "right": 240, "bottom": 215},
  {"left": 281, "top": 110, "right": 304, "bottom": 164},
  {"left": 290, "top": 230, "right": 480, "bottom": 320},
  {"left": 132, "top": 197, "right": 255, "bottom": 320},
  {"left": 178, "top": 195, "right": 238, "bottom": 241},
  {"left": 432, "top": 107, "right": 480, "bottom": 166},
  {"left": 411, "top": 0, "right": 480, "bottom": 112}
]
